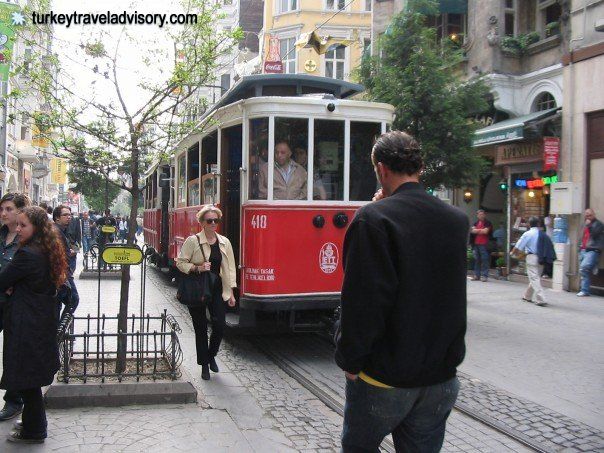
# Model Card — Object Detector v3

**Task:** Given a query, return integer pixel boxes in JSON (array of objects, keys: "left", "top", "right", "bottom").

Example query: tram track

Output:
[{"left": 250, "top": 334, "right": 551, "bottom": 453}]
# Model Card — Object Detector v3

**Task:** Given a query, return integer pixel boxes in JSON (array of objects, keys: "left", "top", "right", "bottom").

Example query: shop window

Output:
[
  {"left": 314, "top": 120, "right": 345, "bottom": 201},
  {"left": 350, "top": 122, "right": 381, "bottom": 201},
  {"left": 280, "top": 37, "right": 297, "bottom": 74},
  {"left": 249, "top": 118, "right": 269, "bottom": 200},
  {"left": 325, "top": 45, "right": 346, "bottom": 80},
  {"left": 533, "top": 92, "right": 556, "bottom": 112},
  {"left": 270, "top": 117, "right": 309, "bottom": 200},
  {"left": 187, "top": 143, "right": 200, "bottom": 206}
]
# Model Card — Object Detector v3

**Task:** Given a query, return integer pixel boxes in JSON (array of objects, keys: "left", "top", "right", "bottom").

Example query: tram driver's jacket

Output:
[{"left": 335, "top": 182, "right": 469, "bottom": 388}]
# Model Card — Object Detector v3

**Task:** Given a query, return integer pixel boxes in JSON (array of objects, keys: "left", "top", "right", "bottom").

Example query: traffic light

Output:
[{"left": 499, "top": 180, "right": 508, "bottom": 192}]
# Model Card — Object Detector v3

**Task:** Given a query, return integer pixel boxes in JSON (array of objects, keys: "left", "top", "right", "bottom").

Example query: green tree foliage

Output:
[
  {"left": 359, "top": 0, "right": 490, "bottom": 189},
  {"left": 68, "top": 165, "right": 120, "bottom": 212}
]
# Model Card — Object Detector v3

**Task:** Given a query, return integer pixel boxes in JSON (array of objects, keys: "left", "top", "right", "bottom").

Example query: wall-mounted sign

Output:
[
  {"left": 264, "top": 61, "right": 283, "bottom": 73},
  {"left": 264, "top": 36, "right": 283, "bottom": 74},
  {"left": 51, "top": 158, "right": 67, "bottom": 184},
  {"left": 0, "top": 2, "right": 22, "bottom": 82},
  {"left": 543, "top": 137, "right": 560, "bottom": 171},
  {"left": 304, "top": 59, "right": 317, "bottom": 73},
  {"left": 101, "top": 245, "right": 143, "bottom": 265},
  {"left": 495, "top": 141, "right": 542, "bottom": 166},
  {"left": 514, "top": 174, "right": 558, "bottom": 188}
]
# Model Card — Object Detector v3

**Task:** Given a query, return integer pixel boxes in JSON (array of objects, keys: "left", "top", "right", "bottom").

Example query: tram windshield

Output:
[{"left": 248, "top": 116, "right": 382, "bottom": 202}]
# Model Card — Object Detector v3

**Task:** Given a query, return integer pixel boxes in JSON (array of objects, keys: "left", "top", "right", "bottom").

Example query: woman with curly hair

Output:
[{"left": 0, "top": 206, "right": 68, "bottom": 443}]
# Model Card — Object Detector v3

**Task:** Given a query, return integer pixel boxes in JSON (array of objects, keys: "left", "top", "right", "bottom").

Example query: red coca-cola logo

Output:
[{"left": 264, "top": 61, "right": 284, "bottom": 73}]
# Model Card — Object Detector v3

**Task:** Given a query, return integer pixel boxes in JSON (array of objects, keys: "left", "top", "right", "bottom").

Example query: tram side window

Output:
[
  {"left": 271, "top": 117, "right": 308, "bottom": 200},
  {"left": 187, "top": 143, "right": 200, "bottom": 206},
  {"left": 314, "top": 120, "right": 344, "bottom": 201},
  {"left": 249, "top": 118, "right": 268, "bottom": 200},
  {"left": 177, "top": 155, "right": 186, "bottom": 208},
  {"left": 201, "top": 132, "right": 218, "bottom": 205},
  {"left": 350, "top": 122, "right": 381, "bottom": 201}
]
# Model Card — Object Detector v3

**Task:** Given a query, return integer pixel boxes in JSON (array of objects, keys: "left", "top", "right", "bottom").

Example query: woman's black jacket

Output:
[{"left": 0, "top": 245, "right": 59, "bottom": 390}]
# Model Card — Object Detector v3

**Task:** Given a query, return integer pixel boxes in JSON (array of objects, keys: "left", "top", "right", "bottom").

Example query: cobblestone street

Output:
[{"left": 0, "top": 259, "right": 601, "bottom": 451}]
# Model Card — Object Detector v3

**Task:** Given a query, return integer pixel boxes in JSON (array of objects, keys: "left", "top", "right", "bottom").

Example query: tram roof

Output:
[{"left": 212, "top": 74, "right": 364, "bottom": 111}]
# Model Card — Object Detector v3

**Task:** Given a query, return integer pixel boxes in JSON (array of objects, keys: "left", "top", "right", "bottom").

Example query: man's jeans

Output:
[
  {"left": 82, "top": 236, "right": 92, "bottom": 254},
  {"left": 579, "top": 250, "right": 601, "bottom": 295},
  {"left": 342, "top": 376, "right": 459, "bottom": 453},
  {"left": 473, "top": 245, "right": 490, "bottom": 278}
]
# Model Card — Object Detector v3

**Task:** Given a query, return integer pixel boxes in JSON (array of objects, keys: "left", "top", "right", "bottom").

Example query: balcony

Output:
[{"left": 14, "top": 140, "right": 39, "bottom": 163}]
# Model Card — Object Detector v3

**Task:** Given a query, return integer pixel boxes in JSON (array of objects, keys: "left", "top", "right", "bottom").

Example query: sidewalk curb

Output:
[{"left": 44, "top": 380, "right": 197, "bottom": 408}]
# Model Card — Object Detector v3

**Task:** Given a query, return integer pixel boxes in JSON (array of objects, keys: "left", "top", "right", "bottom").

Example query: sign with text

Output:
[
  {"left": 263, "top": 36, "right": 283, "bottom": 74},
  {"left": 263, "top": 60, "right": 283, "bottom": 73},
  {"left": 101, "top": 245, "right": 143, "bottom": 265},
  {"left": 0, "top": 3, "right": 21, "bottom": 82},
  {"left": 543, "top": 137, "right": 560, "bottom": 171},
  {"left": 495, "top": 141, "right": 542, "bottom": 166}
]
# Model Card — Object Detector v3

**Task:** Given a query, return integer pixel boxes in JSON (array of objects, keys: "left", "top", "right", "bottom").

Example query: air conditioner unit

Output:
[{"left": 550, "top": 182, "right": 582, "bottom": 215}]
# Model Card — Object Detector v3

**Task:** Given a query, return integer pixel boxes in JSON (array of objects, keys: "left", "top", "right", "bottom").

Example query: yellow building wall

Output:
[{"left": 262, "top": 0, "right": 372, "bottom": 81}]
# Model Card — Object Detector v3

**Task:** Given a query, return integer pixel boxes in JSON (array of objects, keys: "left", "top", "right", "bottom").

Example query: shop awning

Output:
[{"left": 472, "top": 107, "right": 560, "bottom": 147}]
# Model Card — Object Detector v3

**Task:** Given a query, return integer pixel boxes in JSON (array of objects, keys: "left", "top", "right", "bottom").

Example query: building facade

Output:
[
  {"left": 260, "top": 0, "right": 372, "bottom": 80},
  {"left": 560, "top": 0, "right": 604, "bottom": 293}
]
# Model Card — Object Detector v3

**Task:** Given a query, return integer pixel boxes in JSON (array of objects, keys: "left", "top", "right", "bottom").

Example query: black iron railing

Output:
[
  {"left": 58, "top": 310, "right": 183, "bottom": 383},
  {"left": 82, "top": 244, "right": 122, "bottom": 272}
]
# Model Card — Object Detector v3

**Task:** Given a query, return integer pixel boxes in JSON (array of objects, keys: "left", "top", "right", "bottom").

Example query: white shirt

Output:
[{"left": 516, "top": 227, "right": 541, "bottom": 255}]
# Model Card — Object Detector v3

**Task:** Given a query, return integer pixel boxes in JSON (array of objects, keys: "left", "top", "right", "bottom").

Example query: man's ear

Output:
[{"left": 377, "top": 162, "right": 388, "bottom": 180}]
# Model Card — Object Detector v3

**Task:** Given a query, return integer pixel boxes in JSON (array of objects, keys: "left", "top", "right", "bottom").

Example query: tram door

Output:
[{"left": 220, "top": 125, "right": 243, "bottom": 266}]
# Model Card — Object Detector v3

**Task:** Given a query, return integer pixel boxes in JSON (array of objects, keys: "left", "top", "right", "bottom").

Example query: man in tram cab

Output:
[{"left": 258, "top": 141, "right": 308, "bottom": 200}]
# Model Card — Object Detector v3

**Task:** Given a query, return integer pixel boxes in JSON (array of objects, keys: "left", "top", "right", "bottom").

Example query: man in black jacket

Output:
[{"left": 336, "top": 131, "right": 469, "bottom": 452}]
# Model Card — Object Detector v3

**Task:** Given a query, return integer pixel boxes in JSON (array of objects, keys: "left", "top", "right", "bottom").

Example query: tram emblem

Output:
[{"left": 319, "top": 242, "right": 339, "bottom": 274}]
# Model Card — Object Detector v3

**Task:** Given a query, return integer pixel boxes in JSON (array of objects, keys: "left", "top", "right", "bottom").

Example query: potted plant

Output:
[
  {"left": 545, "top": 21, "right": 560, "bottom": 38},
  {"left": 496, "top": 256, "right": 508, "bottom": 279},
  {"left": 500, "top": 32, "right": 540, "bottom": 56}
]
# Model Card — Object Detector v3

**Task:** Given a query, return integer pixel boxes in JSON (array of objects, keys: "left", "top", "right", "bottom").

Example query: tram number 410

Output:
[{"left": 251, "top": 214, "right": 268, "bottom": 229}]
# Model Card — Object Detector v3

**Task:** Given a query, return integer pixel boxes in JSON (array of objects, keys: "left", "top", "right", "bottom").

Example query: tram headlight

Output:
[{"left": 326, "top": 102, "right": 336, "bottom": 112}]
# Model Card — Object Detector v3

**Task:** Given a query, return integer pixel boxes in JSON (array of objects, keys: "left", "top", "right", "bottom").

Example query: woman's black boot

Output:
[
  {"left": 201, "top": 364, "right": 210, "bottom": 380},
  {"left": 209, "top": 357, "right": 219, "bottom": 373}
]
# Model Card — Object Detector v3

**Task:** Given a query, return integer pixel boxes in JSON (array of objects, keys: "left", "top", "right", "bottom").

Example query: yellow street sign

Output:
[
  {"left": 101, "top": 225, "right": 117, "bottom": 234},
  {"left": 101, "top": 246, "right": 143, "bottom": 265}
]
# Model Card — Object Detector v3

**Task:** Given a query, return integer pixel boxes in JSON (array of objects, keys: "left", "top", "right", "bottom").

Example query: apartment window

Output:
[
  {"left": 326, "top": 0, "right": 346, "bottom": 10},
  {"left": 23, "top": 47, "right": 32, "bottom": 73},
  {"left": 505, "top": 0, "right": 517, "bottom": 36},
  {"left": 20, "top": 112, "right": 28, "bottom": 140},
  {"left": 364, "top": 0, "right": 371, "bottom": 11},
  {"left": 280, "top": 37, "right": 296, "bottom": 74},
  {"left": 538, "top": 0, "right": 561, "bottom": 32},
  {"left": 533, "top": 92, "right": 556, "bottom": 112},
  {"left": 325, "top": 44, "right": 346, "bottom": 80},
  {"left": 363, "top": 38, "right": 371, "bottom": 56},
  {"left": 279, "top": 0, "right": 297, "bottom": 13},
  {"left": 426, "top": 13, "right": 467, "bottom": 42}
]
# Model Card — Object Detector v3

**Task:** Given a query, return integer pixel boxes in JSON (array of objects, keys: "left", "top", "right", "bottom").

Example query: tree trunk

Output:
[
  {"left": 116, "top": 145, "right": 141, "bottom": 373},
  {"left": 104, "top": 177, "right": 109, "bottom": 212}
]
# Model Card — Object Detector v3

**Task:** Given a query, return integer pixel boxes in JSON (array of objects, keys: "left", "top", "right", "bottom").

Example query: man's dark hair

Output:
[
  {"left": 53, "top": 204, "right": 71, "bottom": 222},
  {"left": 39, "top": 202, "right": 48, "bottom": 210},
  {"left": 0, "top": 192, "right": 31, "bottom": 209},
  {"left": 104, "top": 209, "right": 111, "bottom": 216},
  {"left": 372, "top": 131, "right": 423, "bottom": 175},
  {"left": 47, "top": 206, "right": 53, "bottom": 215},
  {"left": 528, "top": 216, "right": 540, "bottom": 228}
]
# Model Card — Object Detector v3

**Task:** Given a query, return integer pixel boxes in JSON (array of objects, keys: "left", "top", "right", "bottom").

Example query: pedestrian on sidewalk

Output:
[
  {"left": 511, "top": 216, "right": 547, "bottom": 306},
  {"left": 538, "top": 222, "right": 556, "bottom": 279},
  {"left": 470, "top": 209, "right": 493, "bottom": 282},
  {"left": 81, "top": 211, "right": 94, "bottom": 255},
  {"left": 176, "top": 205, "right": 237, "bottom": 381},
  {"left": 0, "top": 193, "right": 31, "bottom": 422},
  {"left": 335, "top": 131, "right": 468, "bottom": 452},
  {"left": 53, "top": 205, "right": 80, "bottom": 317},
  {"left": 0, "top": 206, "right": 68, "bottom": 443},
  {"left": 577, "top": 208, "right": 603, "bottom": 297}
]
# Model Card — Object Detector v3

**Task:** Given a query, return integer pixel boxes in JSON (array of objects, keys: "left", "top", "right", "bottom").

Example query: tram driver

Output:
[{"left": 258, "top": 141, "right": 308, "bottom": 200}]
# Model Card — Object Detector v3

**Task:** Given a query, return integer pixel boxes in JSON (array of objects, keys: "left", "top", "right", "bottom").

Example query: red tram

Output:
[{"left": 143, "top": 74, "right": 394, "bottom": 330}]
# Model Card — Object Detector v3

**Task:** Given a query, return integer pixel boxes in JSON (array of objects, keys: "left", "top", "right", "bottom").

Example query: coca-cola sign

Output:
[{"left": 264, "top": 61, "right": 284, "bottom": 74}]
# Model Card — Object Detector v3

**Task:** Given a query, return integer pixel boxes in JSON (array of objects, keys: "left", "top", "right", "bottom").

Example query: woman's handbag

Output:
[{"left": 176, "top": 236, "right": 217, "bottom": 306}]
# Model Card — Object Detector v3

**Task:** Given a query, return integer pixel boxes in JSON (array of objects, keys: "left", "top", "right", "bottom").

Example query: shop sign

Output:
[
  {"left": 495, "top": 141, "right": 542, "bottom": 166},
  {"left": 543, "top": 137, "right": 560, "bottom": 171},
  {"left": 264, "top": 36, "right": 283, "bottom": 74},
  {"left": 0, "top": 2, "right": 22, "bottom": 82},
  {"left": 514, "top": 174, "right": 558, "bottom": 188},
  {"left": 101, "top": 245, "right": 143, "bottom": 265},
  {"left": 473, "top": 125, "right": 523, "bottom": 147}
]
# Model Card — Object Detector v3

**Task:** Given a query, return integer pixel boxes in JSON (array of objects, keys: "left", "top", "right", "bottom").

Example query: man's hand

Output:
[
  {"left": 228, "top": 295, "right": 236, "bottom": 307},
  {"left": 345, "top": 372, "right": 358, "bottom": 381},
  {"left": 372, "top": 189, "right": 385, "bottom": 202}
]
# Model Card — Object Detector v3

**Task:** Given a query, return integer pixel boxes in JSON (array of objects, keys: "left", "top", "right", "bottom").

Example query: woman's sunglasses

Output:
[{"left": 205, "top": 218, "right": 220, "bottom": 224}]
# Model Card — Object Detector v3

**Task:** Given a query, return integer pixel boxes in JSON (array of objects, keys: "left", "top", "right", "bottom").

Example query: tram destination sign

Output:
[{"left": 101, "top": 245, "right": 143, "bottom": 265}]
